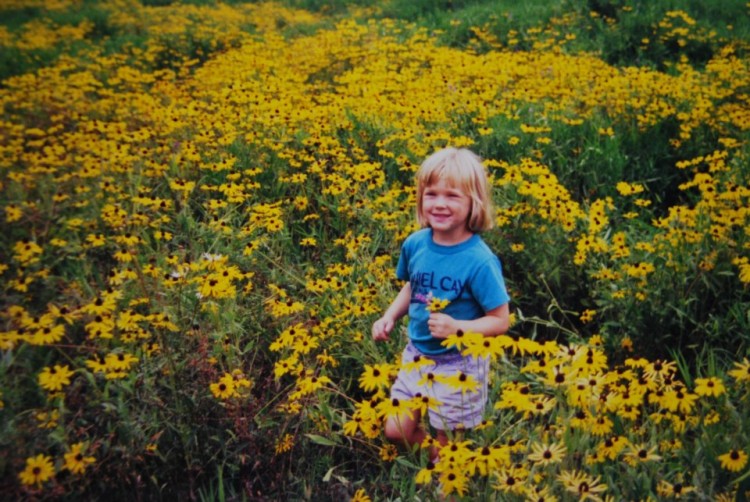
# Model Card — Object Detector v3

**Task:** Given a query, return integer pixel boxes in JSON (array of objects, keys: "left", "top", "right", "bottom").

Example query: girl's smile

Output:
[{"left": 421, "top": 178, "right": 473, "bottom": 245}]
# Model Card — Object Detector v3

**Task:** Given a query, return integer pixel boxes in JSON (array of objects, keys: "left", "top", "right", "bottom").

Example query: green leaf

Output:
[
  {"left": 395, "top": 456, "right": 419, "bottom": 469},
  {"left": 305, "top": 433, "right": 340, "bottom": 446}
]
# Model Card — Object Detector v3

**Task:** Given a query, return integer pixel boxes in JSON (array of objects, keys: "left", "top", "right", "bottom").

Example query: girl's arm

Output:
[
  {"left": 372, "top": 282, "right": 411, "bottom": 341},
  {"left": 427, "top": 303, "right": 509, "bottom": 339}
]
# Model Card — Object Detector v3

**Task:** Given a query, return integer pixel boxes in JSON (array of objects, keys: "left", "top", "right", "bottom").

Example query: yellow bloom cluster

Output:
[{"left": 349, "top": 333, "right": 750, "bottom": 498}]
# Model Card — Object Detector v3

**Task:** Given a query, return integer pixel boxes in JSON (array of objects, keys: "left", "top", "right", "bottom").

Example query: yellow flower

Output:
[
  {"left": 379, "top": 444, "right": 398, "bottom": 461},
  {"left": 718, "top": 448, "right": 748, "bottom": 472},
  {"left": 35, "top": 409, "right": 60, "bottom": 429},
  {"left": 728, "top": 358, "right": 750, "bottom": 383},
  {"left": 443, "top": 371, "right": 479, "bottom": 394},
  {"left": 438, "top": 467, "right": 469, "bottom": 497},
  {"left": 104, "top": 352, "right": 138, "bottom": 372},
  {"left": 528, "top": 441, "right": 567, "bottom": 466},
  {"left": 616, "top": 181, "right": 645, "bottom": 196},
  {"left": 350, "top": 488, "right": 371, "bottom": 502},
  {"left": 662, "top": 386, "right": 699, "bottom": 414},
  {"left": 13, "top": 239, "right": 43, "bottom": 264},
  {"left": 38, "top": 364, "right": 74, "bottom": 392},
  {"left": 558, "top": 469, "right": 607, "bottom": 500},
  {"left": 492, "top": 466, "right": 527, "bottom": 495},
  {"left": 623, "top": 443, "right": 662, "bottom": 465},
  {"left": 415, "top": 461, "right": 436, "bottom": 484},
  {"left": 31, "top": 324, "right": 66, "bottom": 345},
  {"left": 375, "top": 397, "right": 413, "bottom": 419},
  {"left": 210, "top": 373, "right": 238, "bottom": 399},
  {"left": 693, "top": 376, "right": 726, "bottom": 397},
  {"left": 274, "top": 433, "right": 294, "bottom": 454},
  {"left": 5, "top": 203, "right": 22, "bottom": 222},
  {"left": 441, "top": 330, "right": 483, "bottom": 352},
  {"left": 579, "top": 309, "right": 596, "bottom": 323},
  {"left": 19, "top": 453, "right": 55, "bottom": 487},
  {"left": 358, "top": 363, "right": 393, "bottom": 392},
  {"left": 657, "top": 479, "right": 695, "bottom": 498},
  {"left": 466, "top": 444, "right": 509, "bottom": 476},
  {"left": 427, "top": 295, "right": 450, "bottom": 312},
  {"left": 64, "top": 442, "right": 96, "bottom": 475}
]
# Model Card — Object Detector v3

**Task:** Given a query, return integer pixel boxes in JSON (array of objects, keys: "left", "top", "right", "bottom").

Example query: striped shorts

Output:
[{"left": 390, "top": 341, "right": 490, "bottom": 431}]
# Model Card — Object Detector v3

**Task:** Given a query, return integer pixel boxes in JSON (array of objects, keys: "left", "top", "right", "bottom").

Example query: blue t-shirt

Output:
[{"left": 396, "top": 228, "right": 510, "bottom": 355}]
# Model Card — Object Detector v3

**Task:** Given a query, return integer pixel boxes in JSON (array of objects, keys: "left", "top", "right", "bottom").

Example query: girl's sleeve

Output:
[
  {"left": 395, "top": 239, "right": 411, "bottom": 282},
  {"left": 473, "top": 256, "right": 510, "bottom": 311}
]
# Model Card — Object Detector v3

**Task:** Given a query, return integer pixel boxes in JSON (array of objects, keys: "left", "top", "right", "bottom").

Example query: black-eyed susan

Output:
[
  {"left": 35, "top": 409, "right": 60, "bottom": 429},
  {"left": 63, "top": 442, "right": 96, "bottom": 475},
  {"left": 643, "top": 359, "right": 677, "bottom": 383},
  {"left": 491, "top": 466, "right": 526, "bottom": 495},
  {"left": 597, "top": 435, "right": 628, "bottom": 461},
  {"left": 415, "top": 370, "right": 445, "bottom": 389},
  {"left": 289, "top": 374, "right": 332, "bottom": 400},
  {"left": 85, "top": 314, "right": 115, "bottom": 339},
  {"left": 18, "top": 453, "right": 55, "bottom": 487},
  {"left": 662, "top": 386, "right": 699, "bottom": 414},
  {"left": 524, "top": 395, "right": 557, "bottom": 418},
  {"left": 467, "top": 444, "right": 509, "bottom": 476},
  {"left": 718, "top": 448, "right": 748, "bottom": 472},
  {"left": 623, "top": 442, "right": 662, "bottom": 466},
  {"left": 524, "top": 485, "right": 559, "bottom": 502},
  {"left": 728, "top": 358, "right": 750, "bottom": 383},
  {"left": 440, "top": 330, "right": 480, "bottom": 352},
  {"left": 557, "top": 469, "right": 607, "bottom": 501},
  {"left": 38, "top": 364, "right": 74, "bottom": 392},
  {"left": 350, "top": 488, "right": 371, "bottom": 502},
  {"left": 461, "top": 335, "right": 507, "bottom": 361},
  {"left": 494, "top": 381, "right": 535, "bottom": 413},
  {"left": 31, "top": 324, "right": 65, "bottom": 345},
  {"left": 657, "top": 479, "right": 695, "bottom": 498},
  {"left": 415, "top": 460, "right": 436, "bottom": 484},
  {"left": 378, "top": 444, "right": 398, "bottom": 462},
  {"left": 413, "top": 391, "right": 443, "bottom": 415},
  {"left": 444, "top": 371, "right": 480, "bottom": 394},
  {"left": 210, "top": 373, "right": 238, "bottom": 399},
  {"left": 438, "top": 467, "right": 469, "bottom": 497},
  {"left": 693, "top": 376, "right": 726, "bottom": 397},
  {"left": 401, "top": 354, "right": 436, "bottom": 372},
  {"left": 342, "top": 415, "right": 365, "bottom": 437},
  {"left": 273, "top": 431, "right": 295, "bottom": 455},
  {"left": 528, "top": 441, "right": 567, "bottom": 466},
  {"left": 375, "top": 397, "right": 412, "bottom": 419},
  {"left": 104, "top": 352, "right": 138, "bottom": 373},
  {"left": 274, "top": 355, "right": 301, "bottom": 379}
]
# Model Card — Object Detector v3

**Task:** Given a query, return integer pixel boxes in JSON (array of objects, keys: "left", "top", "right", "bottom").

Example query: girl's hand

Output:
[
  {"left": 372, "top": 316, "right": 394, "bottom": 341},
  {"left": 427, "top": 312, "right": 457, "bottom": 339}
]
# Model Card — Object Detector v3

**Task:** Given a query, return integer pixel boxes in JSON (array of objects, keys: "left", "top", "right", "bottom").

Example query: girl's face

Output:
[{"left": 421, "top": 178, "right": 473, "bottom": 245}]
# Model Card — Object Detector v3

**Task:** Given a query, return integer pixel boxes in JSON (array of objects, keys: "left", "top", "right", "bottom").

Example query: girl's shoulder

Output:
[
  {"left": 402, "top": 228, "right": 431, "bottom": 247},
  {"left": 468, "top": 235, "right": 504, "bottom": 265}
]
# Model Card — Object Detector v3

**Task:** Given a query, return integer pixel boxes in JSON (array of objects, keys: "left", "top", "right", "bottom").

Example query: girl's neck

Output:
[{"left": 430, "top": 228, "right": 474, "bottom": 246}]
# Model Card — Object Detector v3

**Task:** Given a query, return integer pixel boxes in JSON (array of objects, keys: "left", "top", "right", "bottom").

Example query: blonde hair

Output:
[{"left": 415, "top": 147, "right": 495, "bottom": 232}]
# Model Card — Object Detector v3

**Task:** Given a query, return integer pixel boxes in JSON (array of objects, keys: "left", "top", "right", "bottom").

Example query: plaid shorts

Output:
[{"left": 390, "top": 341, "right": 490, "bottom": 431}]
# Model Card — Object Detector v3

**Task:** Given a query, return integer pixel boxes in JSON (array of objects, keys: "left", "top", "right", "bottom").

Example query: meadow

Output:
[{"left": 1, "top": 0, "right": 749, "bottom": 500}]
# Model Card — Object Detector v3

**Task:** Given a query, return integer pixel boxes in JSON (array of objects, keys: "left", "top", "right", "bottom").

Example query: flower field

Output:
[{"left": 1, "top": 0, "right": 749, "bottom": 500}]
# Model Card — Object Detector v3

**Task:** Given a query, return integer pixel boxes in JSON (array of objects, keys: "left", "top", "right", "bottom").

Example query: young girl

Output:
[{"left": 372, "top": 147, "right": 510, "bottom": 457}]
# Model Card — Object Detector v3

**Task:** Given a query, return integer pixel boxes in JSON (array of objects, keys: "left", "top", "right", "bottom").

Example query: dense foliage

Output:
[{"left": 1, "top": 0, "right": 749, "bottom": 500}]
